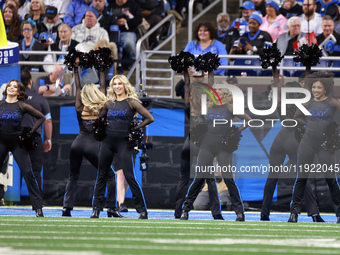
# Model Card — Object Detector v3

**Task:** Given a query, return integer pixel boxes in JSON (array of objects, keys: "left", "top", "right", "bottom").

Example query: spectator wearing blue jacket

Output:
[
  {"left": 184, "top": 22, "right": 228, "bottom": 76},
  {"left": 64, "top": 0, "right": 93, "bottom": 28}
]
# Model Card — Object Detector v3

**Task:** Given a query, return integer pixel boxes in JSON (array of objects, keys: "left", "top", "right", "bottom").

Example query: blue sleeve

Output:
[
  {"left": 214, "top": 41, "right": 228, "bottom": 76},
  {"left": 230, "top": 20, "right": 236, "bottom": 28},
  {"left": 183, "top": 41, "right": 195, "bottom": 53},
  {"left": 64, "top": 2, "right": 76, "bottom": 27}
]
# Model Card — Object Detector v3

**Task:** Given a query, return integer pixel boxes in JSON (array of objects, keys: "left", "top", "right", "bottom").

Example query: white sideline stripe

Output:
[
  {"left": 1, "top": 235, "right": 340, "bottom": 249},
  {"left": 0, "top": 229, "right": 328, "bottom": 238},
  {"left": 1, "top": 222, "right": 340, "bottom": 233},
  {"left": 7, "top": 242, "right": 340, "bottom": 254},
  {"left": 0, "top": 247, "right": 101, "bottom": 255},
  {"left": 1, "top": 218, "right": 339, "bottom": 228}
]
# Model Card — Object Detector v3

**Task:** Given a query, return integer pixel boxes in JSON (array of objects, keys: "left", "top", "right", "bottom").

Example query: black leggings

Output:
[
  {"left": 0, "top": 133, "right": 42, "bottom": 209},
  {"left": 29, "top": 136, "right": 43, "bottom": 194},
  {"left": 291, "top": 132, "right": 340, "bottom": 216},
  {"left": 182, "top": 134, "right": 244, "bottom": 216},
  {"left": 262, "top": 129, "right": 319, "bottom": 217},
  {"left": 63, "top": 133, "right": 116, "bottom": 210},
  {"left": 93, "top": 132, "right": 147, "bottom": 212}
]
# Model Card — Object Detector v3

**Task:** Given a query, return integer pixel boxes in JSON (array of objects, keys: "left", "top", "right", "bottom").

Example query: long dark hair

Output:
[
  {"left": 3, "top": 5, "right": 21, "bottom": 40},
  {"left": 305, "top": 71, "right": 334, "bottom": 96},
  {"left": 3, "top": 79, "right": 28, "bottom": 101},
  {"left": 194, "top": 22, "right": 216, "bottom": 41}
]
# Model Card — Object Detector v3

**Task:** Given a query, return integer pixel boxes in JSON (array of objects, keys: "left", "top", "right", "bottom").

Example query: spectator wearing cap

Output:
[
  {"left": 38, "top": 6, "right": 63, "bottom": 49},
  {"left": 71, "top": 7, "right": 109, "bottom": 52},
  {"left": 216, "top": 12, "right": 240, "bottom": 53},
  {"left": 277, "top": 16, "right": 306, "bottom": 55},
  {"left": 230, "top": 1, "right": 255, "bottom": 36},
  {"left": 44, "top": 0, "right": 72, "bottom": 16},
  {"left": 298, "top": 0, "right": 323, "bottom": 35},
  {"left": 64, "top": 0, "right": 93, "bottom": 28},
  {"left": 251, "top": 0, "right": 267, "bottom": 16},
  {"left": 316, "top": 0, "right": 339, "bottom": 18},
  {"left": 280, "top": 0, "right": 303, "bottom": 18},
  {"left": 226, "top": 75, "right": 239, "bottom": 86},
  {"left": 260, "top": 0, "right": 288, "bottom": 43},
  {"left": 230, "top": 11, "right": 273, "bottom": 55}
]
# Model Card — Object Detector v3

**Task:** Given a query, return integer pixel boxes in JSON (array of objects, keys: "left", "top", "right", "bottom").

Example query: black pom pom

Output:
[
  {"left": 321, "top": 121, "right": 340, "bottom": 153},
  {"left": 79, "top": 51, "right": 94, "bottom": 70},
  {"left": 91, "top": 47, "right": 114, "bottom": 71},
  {"left": 194, "top": 52, "right": 221, "bottom": 72},
  {"left": 64, "top": 48, "right": 83, "bottom": 71},
  {"left": 127, "top": 118, "right": 144, "bottom": 149},
  {"left": 221, "top": 126, "right": 242, "bottom": 153},
  {"left": 168, "top": 51, "right": 195, "bottom": 73},
  {"left": 293, "top": 44, "right": 322, "bottom": 67},
  {"left": 295, "top": 124, "right": 306, "bottom": 143},
  {"left": 259, "top": 43, "right": 284, "bottom": 69},
  {"left": 93, "top": 117, "right": 108, "bottom": 141},
  {"left": 18, "top": 128, "right": 38, "bottom": 151}
]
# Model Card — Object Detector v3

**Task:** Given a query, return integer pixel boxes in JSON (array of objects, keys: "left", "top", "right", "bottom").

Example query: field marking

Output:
[
  {"left": 0, "top": 229, "right": 329, "bottom": 239},
  {"left": 0, "top": 247, "right": 101, "bottom": 255},
  {"left": 4, "top": 241, "right": 340, "bottom": 254},
  {"left": 1, "top": 234, "right": 340, "bottom": 249}
]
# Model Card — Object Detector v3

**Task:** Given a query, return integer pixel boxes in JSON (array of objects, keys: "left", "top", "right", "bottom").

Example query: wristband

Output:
[
  {"left": 46, "top": 85, "right": 49, "bottom": 91},
  {"left": 46, "top": 139, "right": 52, "bottom": 142}
]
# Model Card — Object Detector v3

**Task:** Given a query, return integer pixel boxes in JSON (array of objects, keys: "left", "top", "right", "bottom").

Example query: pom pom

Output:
[
  {"left": 293, "top": 44, "right": 322, "bottom": 67},
  {"left": 321, "top": 121, "right": 340, "bottom": 153},
  {"left": 295, "top": 124, "right": 306, "bottom": 143},
  {"left": 127, "top": 118, "right": 144, "bottom": 150},
  {"left": 79, "top": 51, "right": 94, "bottom": 70},
  {"left": 93, "top": 117, "right": 108, "bottom": 141},
  {"left": 194, "top": 52, "right": 221, "bottom": 72},
  {"left": 90, "top": 47, "right": 114, "bottom": 71},
  {"left": 190, "top": 117, "right": 207, "bottom": 147},
  {"left": 259, "top": 43, "right": 284, "bottom": 69},
  {"left": 221, "top": 126, "right": 242, "bottom": 153},
  {"left": 18, "top": 128, "right": 38, "bottom": 151},
  {"left": 168, "top": 51, "right": 195, "bottom": 73},
  {"left": 64, "top": 48, "right": 83, "bottom": 71}
]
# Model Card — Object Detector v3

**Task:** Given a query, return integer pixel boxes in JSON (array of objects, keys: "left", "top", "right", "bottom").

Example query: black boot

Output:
[
  {"left": 36, "top": 208, "right": 44, "bottom": 217},
  {"left": 90, "top": 210, "right": 100, "bottom": 218},
  {"left": 288, "top": 213, "right": 298, "bottom": 222},
  {"left": 337, "top": 216, "right": 340, "bottom": 224},
  {"left": 260, "top": 214, "right": 270, "bottom": 221},
  {"left": 180, "top": 211, "right": 189, "bottom": 220},
  {"left": 62, "top": 208, "right": 71, "bottom": 217},
  {"left": 236, "top": 213, "right": 245, "bottom": 221},
  {"left": 138, "top": 211, "right": 148, "bottom": 219},
  {"left": 107, "top": 208, "right": 125, "bottom": 218},
  {"left": 213, "top": 214, "right": 224, "bottom": 220},
  {"left": 311, "top": 214, "right": 325, "bottom": 222}
]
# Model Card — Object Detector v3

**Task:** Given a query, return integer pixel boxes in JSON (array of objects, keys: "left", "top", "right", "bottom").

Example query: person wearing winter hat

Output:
[
  {"left": 230, "top": 1, "right": 255, "bottom": 35},
  {"left": 230, "top": 11, "right": 273, "bottom": 55},
  {"left": 260, "top": 0, "right": 288, "bottom": 42}
]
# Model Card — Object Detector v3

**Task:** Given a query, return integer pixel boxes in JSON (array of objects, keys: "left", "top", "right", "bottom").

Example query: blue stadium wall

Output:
[{"left": 17, "top": 97, "right": 338, "bottom": 212}]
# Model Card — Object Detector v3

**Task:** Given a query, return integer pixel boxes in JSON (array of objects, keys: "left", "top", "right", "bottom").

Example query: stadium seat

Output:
[
  {"left": 228, "top": 58, "right": 262, "bottom": 76},
  {"left": 330, "top": 60, "right": 340, "bottom": 77},
  {"left": 294, "top": 60, "right": 329, "bottom": 77}
]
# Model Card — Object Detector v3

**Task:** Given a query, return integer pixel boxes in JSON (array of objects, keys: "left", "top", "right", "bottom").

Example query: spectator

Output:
[
  {"left": 226, "top": 75, "right": 239, "bottom": 86},
  {"left": 277, "top": 16, "right": 306, "bottom": 55},
  {"left": 280, "top": 0, "right": 303, "bottom": 18},
  {"left": 230, "top": 1, "right": 255, "bottom": 36},
  {"left": 260, "top": 0, "right": 288, "bottom": 43},
  {"left": 19, "top": 20, "right": 44, "bottom": 71},
  {"left": 298, "top": 0, "right": 323, "bottom": 35},
  {"left": 71, "top": 8, "right": 109, "bottom": 53},
  {"left": 334, "top": 5, "right": 340, "bottom": 33},
  {"left": 251, "top": 0, "right": 267, "bottom": 16},
  {"left": 21, "top": 70, "right": 53, "bottom": 195},
  {"left": 38, "top": 6, "right": 63, "bottom": 49},
  {"left": 2, "top": 4, "right": 22, "bottom": 42},
  {"left": 43, "top": 23, "right": 79, "bottom": 73},
  {"left": 316, "top": 0, "right": 338, "bottom": 18},
  {"left": 3, "top": 0, "right": 19, "bottom": 14},
  {"left": 216, "top": 12, "right": 240, "bottom": 53},
  {"left": 317, "top": 15, "right": 340, "bottom": 56},
  {"left": 13, "top": 0, "right": 30, "bottom": 20},
  {"left": 24, "top": 0, "right": 45, "bottom": 32},
  {"left": 107, "top": 0, "right": 143, "bottom": 70},
  {"left": 230, "top": 11, "right": 273, "bottom": 55},
  {"left": 184, "top": 22, "right": 228, "bottom": 76},
  {"left": 135, "top": 0, "right": 164, "bottom": 49},
  {"left": 44, "top": 0, "right": 72, "bottom": 16},
  {"left": 33, "top": 64, "right": 72, "bottom": 96},
  {"left": 64, "top": 0, "right": 93, "bottom": 28}
]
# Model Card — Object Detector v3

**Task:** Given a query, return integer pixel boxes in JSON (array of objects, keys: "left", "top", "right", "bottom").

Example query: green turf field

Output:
[{"left": 1, "top": 216, "right": 340, "bottom": 255}]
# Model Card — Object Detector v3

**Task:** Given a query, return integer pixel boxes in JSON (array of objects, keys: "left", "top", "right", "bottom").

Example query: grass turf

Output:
[{"left": 1, "top": 210, "right": 340, "bottom": 255}]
